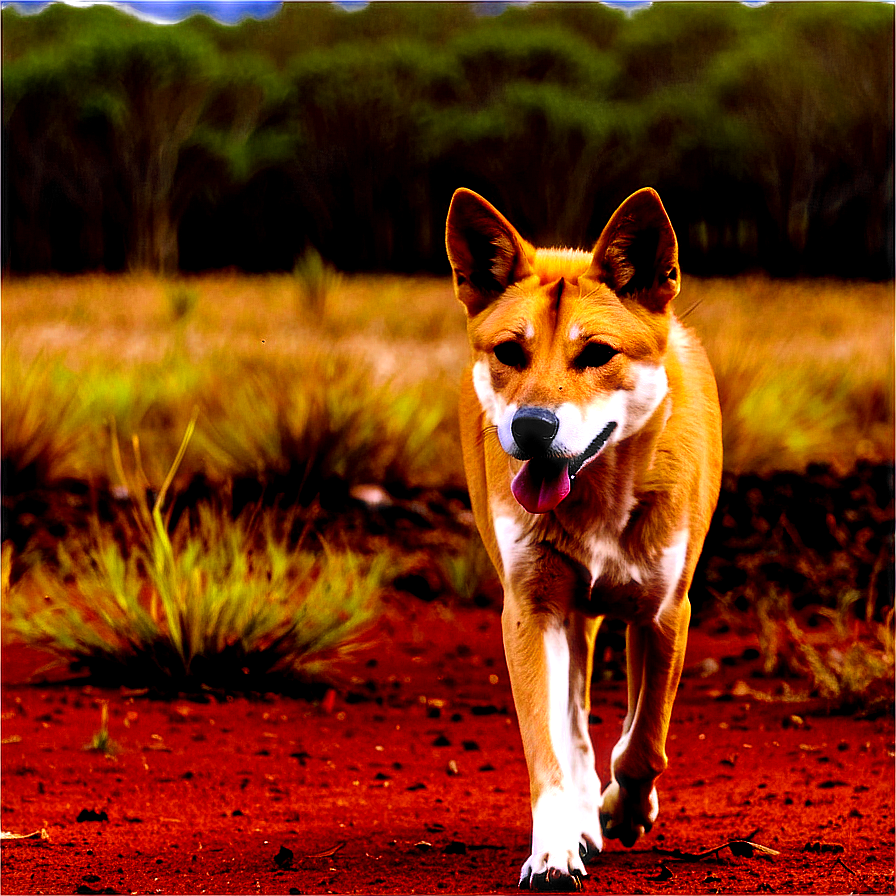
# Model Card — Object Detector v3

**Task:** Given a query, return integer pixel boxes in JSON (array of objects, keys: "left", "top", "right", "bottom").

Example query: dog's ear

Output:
[
  {"left": 587, "top": 188, "right": 680, "bottom": 311},
  {"left": 446, "top": 189, "right": 533, "bottom": 316}
]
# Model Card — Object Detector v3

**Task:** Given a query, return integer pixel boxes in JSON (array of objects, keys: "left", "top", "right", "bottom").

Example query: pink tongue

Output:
[{"left": 511, "top": 459, "right": 571, "bottom": 514}]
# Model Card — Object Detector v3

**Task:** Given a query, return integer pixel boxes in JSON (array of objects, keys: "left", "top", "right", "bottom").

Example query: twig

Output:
[
  {"left": 306, "top": 841, "right": 346, "bottom": 859},
  {"left": 830, "top": 857, "right": 858, "bottom": 876},
  {"left": 1, "top": 829, "right": 49, "bottom": 842},
  {"left": 655, "top": 839, "right": 780, "bottom": 861}
]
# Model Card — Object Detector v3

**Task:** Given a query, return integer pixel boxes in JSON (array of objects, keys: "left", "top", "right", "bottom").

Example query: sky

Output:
[
  {"left": 1, "top": 0, "right": 659, "bottom": 26},
  {"left": 1, "top": 1, "right": 283, "bottom": 24}
]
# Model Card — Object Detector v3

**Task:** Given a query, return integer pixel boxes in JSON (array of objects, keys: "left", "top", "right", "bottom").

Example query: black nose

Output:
[{"left": 511, "top": 407, "right": 559, "bottom": 458}]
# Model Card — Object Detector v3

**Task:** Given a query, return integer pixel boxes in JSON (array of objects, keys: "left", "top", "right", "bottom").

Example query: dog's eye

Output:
[
  {"left": 575, "top": 342, "right": 619, "bottom": 369},
  {"left": 494, "top": 341, "right": 527, "bottom": 368}
]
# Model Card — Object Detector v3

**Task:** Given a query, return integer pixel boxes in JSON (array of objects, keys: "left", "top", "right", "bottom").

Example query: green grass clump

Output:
[
  {"left": 440, "top": 535, "right": 497, "bottom": 605},
  {"left": 84, "top": 702, "right": 118, "bottom": 756},
  {"left": 293, "top": 246, "right": 341, "bottom": 319},
  {"left": 1, "top": 350, "right": 86, "bottom": 491},
  {"left": 681, "top": 276, "right": 894, "bottom": 474},
  {"left": 6, "top": 505, "right": 387, "bottom": 692},
  {"left": 750, "top": 588, "right": 894, "bottom": 716},
  {"left": 4, "top": 420, "right": 389, "bottom": 692},
  {"left": 0, "top": 345, "right": 462, "bottom": 497},
  {"left": 199, "top": 354, "right": 459, "bottom": 494}
]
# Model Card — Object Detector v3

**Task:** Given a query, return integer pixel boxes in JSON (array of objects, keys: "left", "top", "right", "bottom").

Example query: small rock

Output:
[
  {"left": 443, "top": 841, "right": 467, "bottom": 855},
  {"left": 76, "top": 809, "right": 108, "bottom": 823},
  {"left": 803, "top": 841, "right": 844, "bottom": 854},
  {"left": 697, "top": 658, "right": 721, "bottom": 678},
  {"left": 274, "top": 845, "right": 294, "bottom": 869}
]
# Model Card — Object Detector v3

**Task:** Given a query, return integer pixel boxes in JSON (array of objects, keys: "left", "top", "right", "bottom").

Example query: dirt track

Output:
[{"left": 2, "top": 601, "right": 893, "bottom": 896}]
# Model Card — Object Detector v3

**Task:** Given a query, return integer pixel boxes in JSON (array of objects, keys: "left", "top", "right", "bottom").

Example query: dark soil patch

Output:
[
  {"left": 697, "top": 462, "right": 894, "bottom": 617},
  {"left": 2, "top": 603, "right": 894, "bottom": 895}
]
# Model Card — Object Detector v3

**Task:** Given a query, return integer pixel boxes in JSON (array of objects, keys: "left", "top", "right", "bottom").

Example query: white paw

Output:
[
  {"left": 519, "top": 849, "right": 586, "bottom": 892},
  {"left": 519, "top": 789, "right": 602, "bottom": 890},
  {"left": 599, "top": 778, "right": 659, "bottom": 848}
]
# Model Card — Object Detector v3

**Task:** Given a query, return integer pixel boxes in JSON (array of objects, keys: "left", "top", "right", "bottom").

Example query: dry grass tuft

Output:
[
  {"left": 3, "top": 272, "right": 891, "bottom": 487},
  {"left": 3, "top": 420, "right": 390, "bottom": 692},
  {"left": 678, "top": 276, "right": 894, "bottom": 474},
  {"left": 1, "top": 349, "right": 87, "bottom": 491},
  {"left": 737, "top": 587, "right": 894, "bottom": 715}
]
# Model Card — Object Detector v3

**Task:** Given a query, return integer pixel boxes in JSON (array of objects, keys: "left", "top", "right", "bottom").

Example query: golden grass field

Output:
[
  {"left": 2, "top": 272, "right": 893, "bottom": 489},
  {"left": 2, "top": 271, "right": 893, "bottom": 699}
]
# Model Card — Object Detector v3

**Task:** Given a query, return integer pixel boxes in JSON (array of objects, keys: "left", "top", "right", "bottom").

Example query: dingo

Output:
[{"left": 446, "top": 187, "right": 722, "bottom": 890}]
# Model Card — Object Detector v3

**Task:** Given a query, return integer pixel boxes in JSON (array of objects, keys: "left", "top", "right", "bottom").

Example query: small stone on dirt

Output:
[
  {"left": 76, "top": 809, "right": 108, "bottom": 823},
  {"left": 803, "top": 841, "right": 845, "bottom": 854},
  {"left": 274, "top": 845, "right": 294, "bottom": 869},
  {"left": 443, "top": 840, "right": 467, "bottom": 854}
]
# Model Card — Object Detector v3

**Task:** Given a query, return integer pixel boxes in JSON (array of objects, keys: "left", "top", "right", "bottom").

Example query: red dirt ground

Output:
[{"left": 1, "top": 602, "right": 894, "bottom": 896}]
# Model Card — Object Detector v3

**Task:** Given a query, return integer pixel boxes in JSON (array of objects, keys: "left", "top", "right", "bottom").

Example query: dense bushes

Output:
[{"left": 3, "top": 1, "right": 893, "bottom": 277}]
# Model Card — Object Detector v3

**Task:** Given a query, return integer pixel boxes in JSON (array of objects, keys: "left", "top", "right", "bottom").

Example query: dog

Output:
[{"left": 446, "top": 187, "right": 722, "bottom": 891}]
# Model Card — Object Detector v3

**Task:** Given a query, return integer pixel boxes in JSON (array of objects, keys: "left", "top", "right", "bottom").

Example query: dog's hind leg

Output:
[{"left": 599, "top": 595, "right": 691, "bottom": 846}]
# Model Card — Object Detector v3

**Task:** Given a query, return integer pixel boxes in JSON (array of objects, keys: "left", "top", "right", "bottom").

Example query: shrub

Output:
[
  {"left": 0, "top": 350, "right": 86, "bottom": 493},
  {"left": 749, "top": 588, "right": 894, "bottom": 716},
  {"left": 197, "top": 354, "right": 458, "bottom": 497},
  {"left": 293, "top": 246, "right": 341, "bottom": 319},
  {"left": 3, "top": 418, "right": 389, "bottom": 692}
]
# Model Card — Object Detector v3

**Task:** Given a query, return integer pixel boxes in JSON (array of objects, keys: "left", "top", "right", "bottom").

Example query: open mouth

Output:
[{"left": 510, "top": 422, "right": 617, "bottom": 515}]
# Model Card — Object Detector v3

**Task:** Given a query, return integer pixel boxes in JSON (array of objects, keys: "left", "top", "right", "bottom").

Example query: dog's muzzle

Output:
[{"left": 507, "top": 408, "right": 617, "bottom": 515}]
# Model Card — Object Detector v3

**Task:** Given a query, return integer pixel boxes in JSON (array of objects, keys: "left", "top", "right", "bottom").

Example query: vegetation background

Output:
[
  {"left": 1, "top": 0, "right": 893, "bottom": 699},
  {"left": 2, "top": 0, "right": 893, "bottom": 278}
]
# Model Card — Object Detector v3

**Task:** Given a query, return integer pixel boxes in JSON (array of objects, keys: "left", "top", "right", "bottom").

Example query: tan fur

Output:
[{"left": 448, "top": 188, "right": 722, "bottom": 890}]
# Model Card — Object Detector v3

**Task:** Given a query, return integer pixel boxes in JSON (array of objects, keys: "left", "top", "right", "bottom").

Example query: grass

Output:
[
  {"left": 678, "top": 276, "right": 894, "bottom": 474},
  {"left": 1, "top": 271, "right": 892, "bottom": 694},
  {"left": 734, "top": 586, "right": 895, "bottom": 716},
  {"left": 0, "top": 348, "right": 87, "bottom": 490},
  {"left": 440, "top": 534, "right": 498, "bottom": 605},
  {"left": 1, "top": 272, "right": 467, "bottom": 494},
  {"left": 3, "top": 418, "right": 391, "bottom": 692},
  {"left": 196, "top": 353, "right": 458, "bottom": 495},
  {"left": 293, "top": 246, "right": 341, "bottom": 319},
  {"left": 84, "top": 702, "right": 118, "bottom": 756},
  {"left": 2, "top": 272, "right": 891, "bottom": 488},
  {"left": 6, "top": 515, "right": 388, "bottom": 691}
]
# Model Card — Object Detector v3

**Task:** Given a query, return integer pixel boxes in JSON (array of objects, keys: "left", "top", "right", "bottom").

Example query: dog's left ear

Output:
[
  {"left": 587, "top": 188, "right": 680, "bottom": 311},
  {"left": 446, "top": 188, "right": 534, "bottom": 316}
]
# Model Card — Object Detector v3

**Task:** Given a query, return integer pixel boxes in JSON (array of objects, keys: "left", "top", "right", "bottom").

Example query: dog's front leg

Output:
[
  {"left": 599, "top": 595, "right": 690, "bottom": 846},
  {"left": 566, "top": 612, "right": 604, "bottom": 863},
  {"left": 502, "top": 553, "right": 601, "bottom": 891}
]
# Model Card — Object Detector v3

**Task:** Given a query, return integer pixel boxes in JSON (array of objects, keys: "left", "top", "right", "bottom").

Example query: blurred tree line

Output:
[{"left": 2, "top": 1, "right": 893, "bottom": 278}]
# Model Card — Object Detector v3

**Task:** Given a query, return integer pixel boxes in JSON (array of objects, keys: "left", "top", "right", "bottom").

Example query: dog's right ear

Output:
[{"left": 446, "top": 189, "right": 533, "bottom": 316}]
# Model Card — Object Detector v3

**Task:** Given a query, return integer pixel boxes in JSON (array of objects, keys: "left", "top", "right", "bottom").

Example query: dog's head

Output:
[{"left": 446, "top": 188, "right": 679, "bottom": 514}]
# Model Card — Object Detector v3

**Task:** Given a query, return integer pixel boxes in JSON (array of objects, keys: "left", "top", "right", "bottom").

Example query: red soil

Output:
[{"left": 1, "top": 603, "right": 893, "bottom": 896}]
